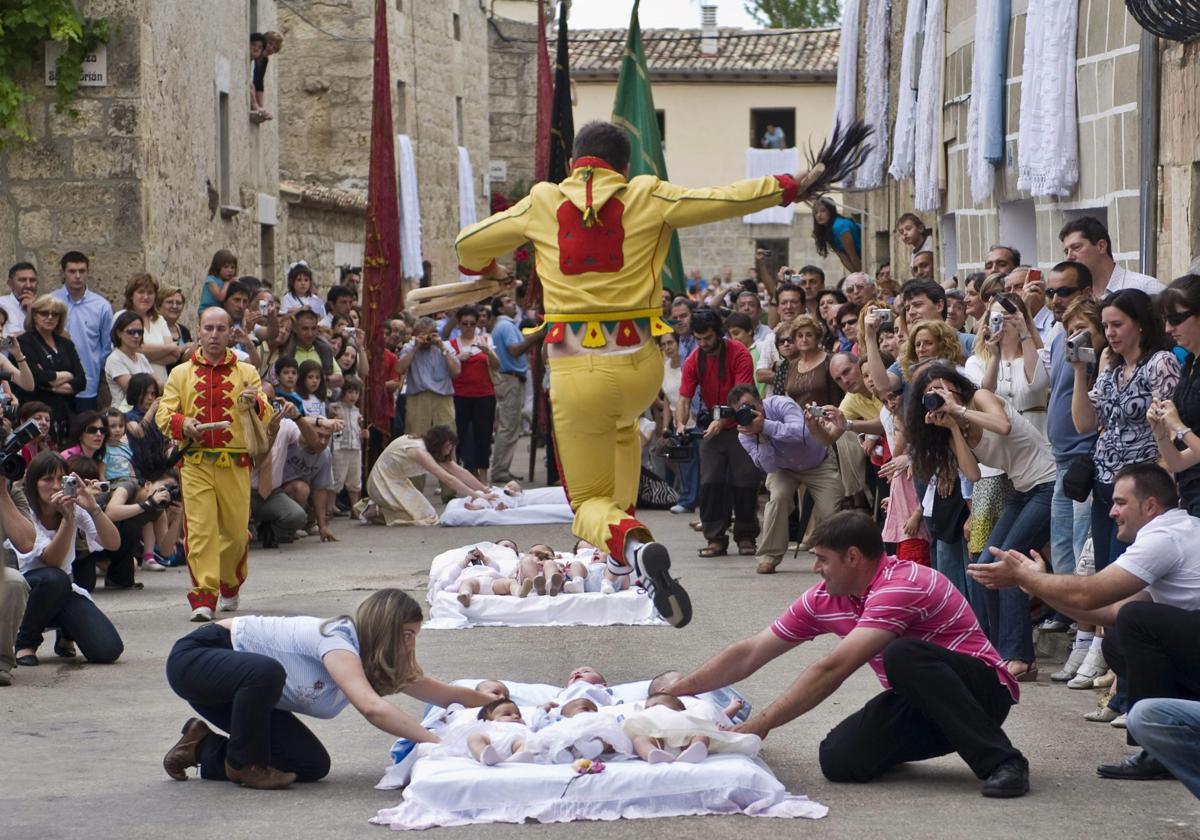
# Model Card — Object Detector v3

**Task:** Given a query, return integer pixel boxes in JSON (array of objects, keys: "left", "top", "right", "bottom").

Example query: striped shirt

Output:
[
  {"left": 771, "top": 556, "right": 1019, "bottom": 701},
  {"left": 231, "top": 616, "right": 360, "bottom": 718}
]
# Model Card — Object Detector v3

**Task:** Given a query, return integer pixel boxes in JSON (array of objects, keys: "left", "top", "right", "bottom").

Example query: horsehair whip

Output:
[{"left": 796, "top": 119, "right": 874, "bottom": 199}]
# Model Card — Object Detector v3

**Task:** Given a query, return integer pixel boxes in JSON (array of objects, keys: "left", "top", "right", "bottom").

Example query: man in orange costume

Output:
[{"left": 456, "top": 122, "right": 808, "bottom": 628}]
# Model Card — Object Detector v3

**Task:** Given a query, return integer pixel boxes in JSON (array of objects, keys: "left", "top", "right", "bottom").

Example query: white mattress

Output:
[
  {"left": 371, "top": 679, "right": 825, "bottom": 829},
  {"left": 438, "top": 486, "right": 574, "bottom": 527},
  {"left": 424, "top": 543, "right": 665, "bottom": 629}
]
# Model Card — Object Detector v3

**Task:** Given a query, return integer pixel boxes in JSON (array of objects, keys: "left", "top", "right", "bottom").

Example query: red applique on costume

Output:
[
  {"left": 557, "top": 199, "right": 625, "bottom": 276},
  {"left": 605, "top": 516, "right": 644, "bottom": 566},
  {"left": 192, "top": 351, "right": 236, "bottom": 448},
  {"left": 614, "top": 320, "right": 640, "bottom": 347},
  {"left": 545, "top": 323, "right": 567, "bottom": 344},
  {"left": 775, "top": 174, "right": 798, "bottom": 206}
]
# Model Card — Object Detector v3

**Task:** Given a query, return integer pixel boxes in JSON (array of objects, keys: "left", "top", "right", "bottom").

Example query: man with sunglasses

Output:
[
  {"left": 841, "top": 272, "right": 876, "bottom": 308},
  {"left": 1040, "top": 260, "right": 1099, "bottom": 642}
]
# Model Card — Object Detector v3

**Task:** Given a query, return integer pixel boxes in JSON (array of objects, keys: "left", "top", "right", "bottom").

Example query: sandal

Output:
[
  {"left": 1006, "top": 661, "right": 1039, "bottom": 682},
  {"left": 688, "top": 520, "right": 703, "bottom": 532},
  {"left": 737, "top": 541, "right": 757, "bottom": 556},
  {"left": 698, "top": 543, "right": 727, "bottom": 557}
]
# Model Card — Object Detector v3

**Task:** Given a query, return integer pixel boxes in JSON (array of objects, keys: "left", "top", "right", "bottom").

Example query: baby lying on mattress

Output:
[{"left": 433, "top": 542, "right": 630, "bottom": 607}]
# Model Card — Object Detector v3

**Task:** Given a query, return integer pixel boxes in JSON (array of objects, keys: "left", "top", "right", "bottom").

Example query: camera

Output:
[
  {"left": 871, "top": 307, "right": 893, "bottom": 325},
  {"left": 0, "top": 336, "right": 10, "bottom": 351},
  {"left": 664, "top": 427, "right": 704, "bottom": 463},
  {"left": 782, "top": 271, "right": 796, "bottom": 281},
  {"left": 94, "top": 481, "right": 110, "bottom": 493},
  {"left": 922, "top": 392, "right": 946, "bottom": 411},
  {"left": 711, "top": 405, "right": 736, "bottom": 421},
  {"left": 1065, "top": 330, "right": 1096, "bottom": 364},
  {"left": 62, "top": 474, "right": 79, "bottom": 498},
  {"left": 0, "top": 419, "right": 40, "bottom": 481},
  {"left": 806, "top": 403, "right": 827, "bottom": 420},
  {"left": 988, "top": 311, "right": 1004, "bottom": 335},
  {"left": 259, "top": 300, "right": 269, "bottom": 316},
  {"left": 733, "top": 404, "right": 757, "bottom": 427},
  {"left": 153, "top": 482, "right": 182, "bottom": 510}
]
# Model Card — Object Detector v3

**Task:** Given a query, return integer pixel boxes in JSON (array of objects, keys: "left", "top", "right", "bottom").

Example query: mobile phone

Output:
[
  {"left": 1026, "top": 268, "right": 1042, "bottom": 285},
  {"left": 259, "top": 300, "right": 269, "bottom": 316}
]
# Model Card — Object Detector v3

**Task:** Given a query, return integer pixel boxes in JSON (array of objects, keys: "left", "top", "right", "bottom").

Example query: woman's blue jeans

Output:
[{"left": 970, "top": 481, "right": 1055, "bottom": 664}]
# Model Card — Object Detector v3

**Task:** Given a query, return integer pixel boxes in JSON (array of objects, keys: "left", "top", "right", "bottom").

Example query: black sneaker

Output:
[
  {"left": 631, "top": 542, "right": 692, "bottom": 628},
  {"left": 981, "top": 757, "right": 1030, "bottom": 798}
]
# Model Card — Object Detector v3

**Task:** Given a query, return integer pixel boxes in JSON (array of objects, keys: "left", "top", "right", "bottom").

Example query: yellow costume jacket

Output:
[
  {"left": 156, "top": 348, "right": 271, "bottom": 468},
  {"left": 455, "top": 159, "right": 798, "bottom": 347}
]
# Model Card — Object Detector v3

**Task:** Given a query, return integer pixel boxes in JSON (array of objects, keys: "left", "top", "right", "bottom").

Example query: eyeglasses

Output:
[
  {"left": 1165, "top": 310, "right": 1197, "bottom": 327},
  {"left": 777, "top": 337, "right": 795, "bottom": 345},
  {"left": 1044, "top": 287, "right": 1080, "bottom": 299},
  {"left": 839, "top": 320, "right": 857, "bottom": 329},
  {"left": 34, "top": 310, "right": 58, "bottom": 318},
  {"left": 124, "top": 329, "right": 144, "bottom": 337},
  {"left": 84, "top": 426, "right": 105, "bottom": 435}
]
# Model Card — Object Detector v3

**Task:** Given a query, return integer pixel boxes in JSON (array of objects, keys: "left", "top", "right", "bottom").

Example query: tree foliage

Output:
[
  {"left": 0, "top": 0, "right": 111, "bottom": 148},
  {"left": 744, "top": 0, "right": 842, "bottom": 29}
]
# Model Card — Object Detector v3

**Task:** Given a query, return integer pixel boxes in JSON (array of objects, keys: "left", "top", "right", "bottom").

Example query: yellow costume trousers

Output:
[
  {"left": 181, "top": 458, "right": 251, "bottom": 610},
  {"left": 549, "top": 341, "right": 663, "bottom": 563}
]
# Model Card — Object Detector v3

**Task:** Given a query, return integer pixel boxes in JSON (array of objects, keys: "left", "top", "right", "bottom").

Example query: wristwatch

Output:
[
  {"left": 846, "top": 419, "right": 855, "bottom": 433},
  {"left": 1174, "top": 428, "right": 1190, "bottom": 452}
]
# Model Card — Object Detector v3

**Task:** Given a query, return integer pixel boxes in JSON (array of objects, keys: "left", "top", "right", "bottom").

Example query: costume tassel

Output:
[
  {"left": 581, "top": 321, "right": 607, "bottom": 348},
  {"left": 544, "top": 323, "right": 567, "bottom": 344},
  {"left": 582, "top": 166, "right": 596, "bottom": 227},
  {"left": 649, "top": 316, "right": 674, "bottom": 336},
  {"left": 614, "top": 320, "right": 640, "bottom": 347}
]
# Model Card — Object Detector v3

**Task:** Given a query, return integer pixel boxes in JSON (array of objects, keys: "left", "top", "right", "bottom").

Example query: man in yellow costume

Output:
[
  {"left": 157, "top": 308, "right": 271, "bottom": 622},
  {"left": 456, "top": 121, "right": 830, "bottom": 628}
]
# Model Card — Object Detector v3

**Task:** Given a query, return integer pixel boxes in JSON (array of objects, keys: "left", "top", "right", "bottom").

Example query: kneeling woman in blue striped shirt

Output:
[{"left": 162, "top": 588, "right": 497, "bottom": 788}]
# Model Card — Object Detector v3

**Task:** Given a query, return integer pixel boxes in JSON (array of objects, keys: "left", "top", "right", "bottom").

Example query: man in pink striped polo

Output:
[{"left": 668, "top": 511, "right": 1029, "bottom": 798}]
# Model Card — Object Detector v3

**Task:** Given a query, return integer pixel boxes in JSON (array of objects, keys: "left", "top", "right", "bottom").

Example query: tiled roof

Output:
[{"left": 568, "top": 26, "right": 839, "bottom": 79}]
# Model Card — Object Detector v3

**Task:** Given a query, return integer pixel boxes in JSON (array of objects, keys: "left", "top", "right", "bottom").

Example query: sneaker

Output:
[
  {"left": 190, "top": 606, "right": 214, "bottom": 622},
  {"left": 217, "top": 595, "right": 239, "bottom": 613},
  {"left": 293, "top": 529, "right": 309, "bottom": 540},
  {"left": 143, "top": 554, "right": 168, "bottom": 571},
  {"left": 1037, "top": 616, "right": 1070, "bottom": 633},
  {"left": 629, "top": 542, "right": 692, "bottom": 628},
  {"left": 1067, "top": 649, "right": 1108, "bottom": 689},
  {"left": 1083, "top": 706, "right": 1119, "bottom": 723},
  {"left": 1093, "top": 670, "right": 1116, "bottom": 689},
  {"left": 669, "top": 504, "right": 691, "bottom": 514},
  {"left": 1051, "top": 647, "right": 1089, "bottom": 682}
]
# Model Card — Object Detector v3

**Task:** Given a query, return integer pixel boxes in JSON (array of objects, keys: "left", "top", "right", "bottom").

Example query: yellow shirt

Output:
[
  {"left": 157, "top": 349, "right": 272, "bottom": 461},
  {"left": 456, "top": 163, "right": 795, "bottom": 319},
  {"left": 839, "top": 391, "right": 882, "bottom": 422}
]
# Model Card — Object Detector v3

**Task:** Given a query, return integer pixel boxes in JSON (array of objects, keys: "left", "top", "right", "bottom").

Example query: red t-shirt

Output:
[
  {"left": 679, "top": 338, "right": 755, "bottom": 426},
  {"left": 379, "top": 349, "right": 398, "bottom": 421},
  {"left": 450, "top": 338, "right": 495, "bottom": 398}
]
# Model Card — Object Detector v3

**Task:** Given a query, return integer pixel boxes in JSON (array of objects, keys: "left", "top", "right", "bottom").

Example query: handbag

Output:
[
  {"left": 1062, "top": 455, "right": 1095, "bottom": 502},
  {"left": 238, "top": 394, "right": 271, "bottom": 460}
]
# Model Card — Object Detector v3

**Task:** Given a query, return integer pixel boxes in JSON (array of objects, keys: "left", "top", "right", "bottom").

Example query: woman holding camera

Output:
[
  {"left": 1071, "top": 289, "right": 1178, "bottom": 571},
  {"left": 6, "top": 451, "right": 123, "bottom": 666},
  {"left": 1148, "top": 275, "right": 1200, "bottom": 515},
  {"left": 909, "top": 362, "right": 1055, "bottom": 680}
]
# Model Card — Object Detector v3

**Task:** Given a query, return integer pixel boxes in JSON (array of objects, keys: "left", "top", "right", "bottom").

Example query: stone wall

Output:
[
  {"left": 1156, "top": 37, "right": 1200, "bottom": 279},
  {"left": 853, "top": 0, "right": 1146, "bottom": 281},
  {"left": 676, "top": 215, "right": 845, "bottom": 286},
  {"left": 283, "top": 200, "right": 368, "bottom": 293},
  {"left": 277, "top": 0, "right": 491, "bottom": 289},
  {"left": 0, "top": 0, "right": 283, "bottom": 314},
  {"left": 487, "top": 15, "right": 540, "bottom": 199}
]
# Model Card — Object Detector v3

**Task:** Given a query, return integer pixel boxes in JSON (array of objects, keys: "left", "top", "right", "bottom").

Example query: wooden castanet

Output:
[{"left": 406, "top": 278, "right": 506, "bottom": 317}]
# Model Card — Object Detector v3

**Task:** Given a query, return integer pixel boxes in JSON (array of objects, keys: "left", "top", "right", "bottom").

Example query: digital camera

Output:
[
  {"left": 871, "top": 307, "right": 893, "bottom": 325},
  {"left": 922, "top": 392, "right": 946, "bottom": 412},
  {"left": 1065, "top": 330, "right": 1097, "bottom": 364}
]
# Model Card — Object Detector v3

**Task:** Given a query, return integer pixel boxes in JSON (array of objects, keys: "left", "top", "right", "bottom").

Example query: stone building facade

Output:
[
  {"left": 0, "top": 0, "right": 283, "bottom": 307},
  {"left": 276, "top": 0, "right": 491, "bottom": 290},
  {"left": 1155, "top": 37, "right": 1200, "bottom": 279},
  {"left": 843, "top": 0, "right": 1156, "bottom": 281}
]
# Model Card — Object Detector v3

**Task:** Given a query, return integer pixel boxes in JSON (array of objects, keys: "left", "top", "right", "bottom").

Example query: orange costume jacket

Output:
[{"left": 455, "top": 159, "right": 798, "bottom": 347}]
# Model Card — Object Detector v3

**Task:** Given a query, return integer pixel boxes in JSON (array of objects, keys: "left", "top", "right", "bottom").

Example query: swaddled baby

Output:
[
  {"left": 518, "top": 697, "right": 633, "bottom": 764},
  {"left": 623, "top": 693, "right": 761, "bottom": 764},
  {"left": 433, "top": 698, "right": 532, "bottom": 766},
  {"left": 463, "top": 481, "right": 525, "bottom": 510}
]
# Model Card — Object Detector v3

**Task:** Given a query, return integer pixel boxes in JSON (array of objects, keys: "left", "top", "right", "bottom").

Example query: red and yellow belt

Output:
[{"left": 523, "top": 307, "right": 674, "bottom": 349}]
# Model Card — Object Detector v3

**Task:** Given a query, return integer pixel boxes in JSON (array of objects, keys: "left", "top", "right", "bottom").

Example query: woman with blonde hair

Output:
[
  {"left": 163, "top": 588, "right": 498, "bottom": 789},
  {"left": 14, "top": 294, "right": 84, "bottom": 445},
  {"left": 781, "top": 313, "right": 843, "bottom": 407},
  {"left": 898, "top": 319, "right": 965, "bottom": 380}
]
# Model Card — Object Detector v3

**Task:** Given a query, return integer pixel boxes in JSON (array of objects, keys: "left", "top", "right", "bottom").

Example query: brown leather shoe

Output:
[
  {"left": 737, "top": 541, "right": 757, "bottom": 556},
  {"left": 225, "top": 761, "right": 297, "bottom": 789},
  {"left": 163, "top": 717, "right": 212, "bottom": 781},
  {"left": 755, "top": 562, "right": 777, "bottom": 574}
]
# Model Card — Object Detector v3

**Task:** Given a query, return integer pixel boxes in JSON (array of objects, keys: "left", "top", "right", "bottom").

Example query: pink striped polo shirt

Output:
[{"left": 771, "top": 555, "right": 1019, "bottom": 701}]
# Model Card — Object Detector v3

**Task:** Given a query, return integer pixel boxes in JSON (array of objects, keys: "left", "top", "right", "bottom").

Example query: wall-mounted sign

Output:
[
  {"left": 488, "top": 160, "right": 508, "bottom": 182},
  {"left": 45, "top": 42, "right": 107, "bottom": 87}
]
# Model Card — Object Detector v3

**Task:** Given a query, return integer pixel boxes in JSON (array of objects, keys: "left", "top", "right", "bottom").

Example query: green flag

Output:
[{"left": 612, "top": 0, "right": 686, "bottom": 295}]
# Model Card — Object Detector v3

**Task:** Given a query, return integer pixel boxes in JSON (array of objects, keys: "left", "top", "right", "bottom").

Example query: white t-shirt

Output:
[
  {"left": 280, "top": 292, "right": 327, "bottom": 317},
  {"left": 104, "top": 350, "right": 154, "bottom": 412},
  {"left": 0, "top": 293, "right": 27, "bottom": 337},
  {"left": 231, "top": 615, "right": 359, "bottom": 719},
  {"left": 1113, "top": 508, "right": 1200, "bottom": 609},
  {"left": 253, "top": 417, "right": 300, "bottom": 493},
  {"left": 6, "top": 506, "right": 104, "bottom": 576}
]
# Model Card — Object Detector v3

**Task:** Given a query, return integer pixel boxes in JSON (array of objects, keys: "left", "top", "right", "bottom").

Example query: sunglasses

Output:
[
  {"left": 1165, "top": 310, "right": 1196, "bottom": 327},
  {"left": 840, "top": 320, "right": 857, "bottom": 329},
  {"left": 84, "top": 426, "right": 105, "bottom": 434},
  {"left": 34, "top": 310, "right": 58, "bottom": 317},
  {"left": 777, "top": 337, "right": 795, "bottom": 345},
  {"left": 1044, "top": 287, "right": 1081, "bottom": 299},
  {"left": 124, "top": 329, "right": 144, "bottom": 337}
]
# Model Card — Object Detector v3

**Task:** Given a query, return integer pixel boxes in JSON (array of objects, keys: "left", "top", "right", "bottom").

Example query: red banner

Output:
[{"left": 362, "top": 0, "right": 402, "bottom": 435}]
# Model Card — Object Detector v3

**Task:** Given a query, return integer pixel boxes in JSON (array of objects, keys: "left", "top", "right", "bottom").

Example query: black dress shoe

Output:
[
  {"left": 15, "top": 653, "right": 39, "bottom": 667},
  {"left": 1096, "top": 750, "right": 1173, "bottom": 780},
  {"left": 982, "top": 757, "right": 1030, "bottom": 798}
]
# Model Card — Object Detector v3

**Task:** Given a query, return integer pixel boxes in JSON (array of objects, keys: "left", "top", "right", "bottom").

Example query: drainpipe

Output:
[{"left": 1138, "top": 30, "right": 1159, "bottom": 277}]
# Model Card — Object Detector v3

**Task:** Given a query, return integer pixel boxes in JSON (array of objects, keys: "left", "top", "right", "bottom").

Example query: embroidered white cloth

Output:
[
  {"left": 888, "top": 0, "right": 925, "bottom": 181},
  {"left": 967, "top": 0, "right": 1001, "bottom": 204},
  {"left": 396, "top": 134, "right": 424, "bottom": 281},
  {"left": 742, "top": 148, "right": 798, "bottom": 225},
  {"left": 1016, "top": 0, "right": 1079, "bottom": 196},
  {"left": 833, "top": 0, "right": 862, "bottom": 134},
  {"left": 856, "top": 0, "right": 892, "bottom": 190},
  {"left": 913, "top": 0, "right": 945, "bottom": 211},
  {"left": 438, "top": 486, "right": 574, "bottom": 527},
  {"left": 457, "top": 146, "right": 477, "bottom": 281}
]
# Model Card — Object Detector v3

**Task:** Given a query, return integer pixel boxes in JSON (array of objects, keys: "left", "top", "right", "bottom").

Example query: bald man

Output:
[{"left": 157, "top": 308, "right": 271, "bottom": 621}]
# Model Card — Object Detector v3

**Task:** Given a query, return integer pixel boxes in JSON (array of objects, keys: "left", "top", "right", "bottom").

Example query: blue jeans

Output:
[
  {"left": 1127, "top": 699, "right": 1200, "bottom": 799},
  {"left": 971, "top": 481, "right": 1054, "bottom": 663},
  {"left": 676, "top": 455, "right": 699, "bottom": 510},
  {"left": 1091, "top": 480, "right": 1129, "bottom": 571},
  {"left": 1051, "top": 459, "right": 1091, "bottom": 575}
]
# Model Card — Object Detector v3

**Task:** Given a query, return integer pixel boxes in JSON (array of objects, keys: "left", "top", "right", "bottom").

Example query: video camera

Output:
[
  {"left": 0, "top": 420, "right": 43, "bottom": 481},
  {"left": 664, "top": 427, "right": 705, "bottom": 463},
  {"left": 1065, "top": 330, "right": 1097, "bottom": 364}
]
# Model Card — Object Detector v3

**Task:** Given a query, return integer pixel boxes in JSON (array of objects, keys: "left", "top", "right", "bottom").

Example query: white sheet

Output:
[
  {"left": 457, "top": 146, "right": 477, "bottom": 282},
  {"left": 742, "top": 148, "right": 799, "bottom": 225},
  {"left": 372, "top": 680, "right": 824, "bottom": 829},
  {"left": 439, "top": 486, "right": 573, "bottom": 527},
  {"left": 396, "top": 134, "right": 424, "bottom": 282}
]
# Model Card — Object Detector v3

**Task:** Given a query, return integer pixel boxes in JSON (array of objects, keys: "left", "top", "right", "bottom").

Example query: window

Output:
[
  {"left": 998, "top": 199, "right": 1037, "bottom": 270},
  {"left": 455, "top": 96, "right": 464, "bottom": 146},
  {"left": 452, "top": 13, "right": 461, "bottom": 41},
  {"left": 395, "top": 0, "right": 403, "bottom": 10},
  {"left": 217, "top": 91, "right": 231, "bottom": 203},
  {"left": 940, "top": 214, "right": 958, "bottom": 280},
  {"left": 396, "top": 80, "right": 408, "bottom": 135},
  {"left": 249, "top": 0, "right": 258, "bottom": 33},
  {"left": 655, "top": 109, "right": 666, "bottom": 148},
  {"left": 755, "top": 238, "right": 789, "bottom": 278},
  {"left": 749, "top": 108, "right": 796, "bottom": 149},
  {"left": 260, "top": 224, "right": 275, "bottom": 285}
]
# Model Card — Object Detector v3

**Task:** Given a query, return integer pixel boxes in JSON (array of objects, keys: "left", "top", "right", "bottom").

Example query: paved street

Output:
[{"left": 5, "top": 500, "right": 1200, "bottom": 839}]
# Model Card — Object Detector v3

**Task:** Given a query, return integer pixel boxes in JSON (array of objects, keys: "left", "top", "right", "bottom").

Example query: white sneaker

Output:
[
  {"left": 217, "top": 595, "right": 239, "bottom": 613},
  {"left": 1051, "top": 647, "right": 1089, "bottom": 682},
  {"left": 669, "top": 504, "right": 690, "bottom": 514},
  {"left": 190, "top": 606, "right": 213, "bottom": 622},
  {"left": 1067, "top": 649, "right": 1108, "bottom": 689}
]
